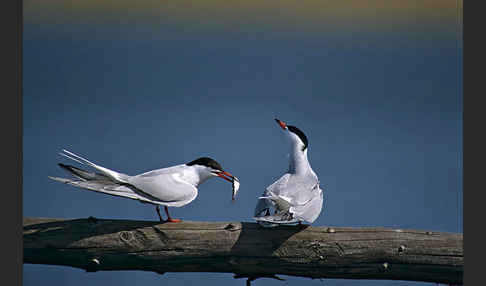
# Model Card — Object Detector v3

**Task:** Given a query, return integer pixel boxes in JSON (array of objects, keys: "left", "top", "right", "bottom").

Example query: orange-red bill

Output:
[
  {"left": 275, "top": 118, "right": 287, "bottom": 130},
  {"left": 217, "top": 171, "right": 234, "bottom": 183}
]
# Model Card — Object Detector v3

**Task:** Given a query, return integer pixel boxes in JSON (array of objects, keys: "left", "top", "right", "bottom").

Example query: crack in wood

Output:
[
  {"left": 151, "top": 226, "right": 170, "bottom": 244},
  {"left": 335, "top": 242, "right": 345, "bottom": 256}
]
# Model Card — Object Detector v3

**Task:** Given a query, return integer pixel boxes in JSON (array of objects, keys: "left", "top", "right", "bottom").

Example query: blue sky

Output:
[{"left": 23, "top": 1, "right": 462, "bottom": 285}]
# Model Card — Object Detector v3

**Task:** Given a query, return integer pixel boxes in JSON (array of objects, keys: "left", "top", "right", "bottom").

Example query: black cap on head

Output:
[
  {"left": 186, "top": 157, "right": 223, "bottom": 171},
  {"left": 287, "top": 125, "right": 309, "bottom": 151}
]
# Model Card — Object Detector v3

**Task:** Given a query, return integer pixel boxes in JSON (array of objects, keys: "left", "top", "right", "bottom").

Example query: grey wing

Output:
[
  {"left": 253, "top": 172, "right": 323, "bottom": 225},
  {"left": 284, "top": 173, "right": 320, "bottom": 206},
  {"left": 135, "top": 165, "right": 186, "bottom": 177},
  {"left": 254, "top": 173, "right": 291, "bottom": 217},
  {"left": 265, "top": 173, "right": 291, "bottom": 195},
  {"left": 128, "top": 172, "right": 197, "bottom": 207},
  {"left": 50, "top": 163, "right": 191, "bottom": 206},
  {"left": 290, "top": 184, "right": 324, "bottom": 223}
]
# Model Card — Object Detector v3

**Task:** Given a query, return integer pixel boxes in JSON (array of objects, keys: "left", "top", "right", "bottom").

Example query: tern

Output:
[
  {"left": 49, "top": 149, "right": 238, "bottom": 222},
  {"left": 253, "top": 119, "right": 323, "bottom": 227}
]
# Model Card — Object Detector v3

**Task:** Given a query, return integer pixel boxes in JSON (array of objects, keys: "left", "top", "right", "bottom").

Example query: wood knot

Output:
[
  {"left": 326, "top": 228, "right": 335, "bottom": 233},
  {"left": 119, "top": 231, "right": 134, "bottom": 242},
  {"left": 309, "top": 241, "right": 322, "bottom": 247},
  {"left": 223, "top": 223, "right": 241, "bottom": 231},
  {"left": 398, "top": 245, "right": 406, "bottom": 253}
]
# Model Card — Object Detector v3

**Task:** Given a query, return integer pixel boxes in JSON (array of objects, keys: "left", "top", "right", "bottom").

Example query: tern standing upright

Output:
[
  {"left": 49, "top": 149, "right": 238, "bottom": 222},
  {"left": 254, "top": 119, "right": 323, "bottom": 226}
]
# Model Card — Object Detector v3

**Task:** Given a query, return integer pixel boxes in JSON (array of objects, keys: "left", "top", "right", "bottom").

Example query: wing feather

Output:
[{"left": 128, "top": 172, "right": 197, "bottom": 207}]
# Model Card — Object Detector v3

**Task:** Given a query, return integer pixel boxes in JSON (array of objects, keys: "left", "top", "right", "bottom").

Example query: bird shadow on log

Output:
[
  {"left": 229, "top": 222, "right": 309, "bottom": 281},
  {"left": 230, "top": 222, "right": 309, "bottom": 255}
]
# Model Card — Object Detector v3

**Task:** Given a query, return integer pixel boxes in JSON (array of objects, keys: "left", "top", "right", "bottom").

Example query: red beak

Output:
[
  {"left": 275, "top": 118, "right": 287, "bottom": 130},
  {"left": 217, "top": 170, "right": 234, "bottom": 183}
]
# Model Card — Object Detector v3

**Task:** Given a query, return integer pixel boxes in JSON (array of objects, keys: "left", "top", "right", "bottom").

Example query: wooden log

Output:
[{"left": 23, "top": 217, "right": 463, "bottom": 284}]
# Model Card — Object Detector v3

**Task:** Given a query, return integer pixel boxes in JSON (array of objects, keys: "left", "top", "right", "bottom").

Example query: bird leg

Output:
[
  {"left": 164, "top": 206, "right": 182, "bottom": 223},
  {"left": 155, "top": 205, "right": 182, "bottom": 223},
  {"left": 155, "top": 206, "right": 163, "bottom": 222}
]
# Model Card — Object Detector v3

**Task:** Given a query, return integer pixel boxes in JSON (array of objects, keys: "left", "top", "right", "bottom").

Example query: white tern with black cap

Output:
[
  {"left": 49, "top": 149, "right": 239, "bottom": 222},
  {"left": 253, "top": 118, "right": 323, "bottom": 227}
]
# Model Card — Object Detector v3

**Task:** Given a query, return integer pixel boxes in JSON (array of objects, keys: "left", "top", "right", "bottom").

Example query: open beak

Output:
[
  {"left": 213, "top": 170, "right": 240, "bottom": 201},
  {"left": 275, "top": 118, "right": 287, "bottom": 130},
  {"left": 217, "top": 170, "right": 235, "bottom": 183}
]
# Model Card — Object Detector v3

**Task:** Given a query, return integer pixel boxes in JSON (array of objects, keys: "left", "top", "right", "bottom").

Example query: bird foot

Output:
[{"left": 164, "top": 218, "right": 182, "bottom": 223}]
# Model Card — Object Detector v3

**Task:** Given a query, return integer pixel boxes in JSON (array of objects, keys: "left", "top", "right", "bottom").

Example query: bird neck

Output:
[
  {"left": 183, "top": 166, "right": 212, "bottom": 187},
  {"left": 288, "top": 146, "right": 311, "bottom": 174}
]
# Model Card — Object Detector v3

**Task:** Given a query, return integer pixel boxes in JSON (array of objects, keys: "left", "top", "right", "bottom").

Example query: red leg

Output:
[{"left": 164, "top": 206, "right": 181, "bottom": 223}]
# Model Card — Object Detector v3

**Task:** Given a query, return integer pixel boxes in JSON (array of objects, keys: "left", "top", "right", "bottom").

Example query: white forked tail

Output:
[{"left": 60, "top": 149, "right": 130, "bottom": 184}]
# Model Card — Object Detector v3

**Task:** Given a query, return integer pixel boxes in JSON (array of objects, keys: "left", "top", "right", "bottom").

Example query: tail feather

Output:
[
  {"left": 258, "top": 195, "right": 292, "bottom": 212},
  {"left": 58, "top": 163, "right": 111, "bottom": 181},
  {"left": 50, "top": 151, "right": 162, "bottom": 205},
  {"left": 48, "top": 176, "right": 155, "bottom": 204},
  {"left": 253, "top": 194, "right": 301, "bottom": 226},
  {"left": 253, "top": 214, "right": 300, "bottom": 225},
  {"left": 59, "top": 152, "right": 86, "bottom": 166},
  {"left": 60, "top": 149, "right": 129, "bottom": 183}
]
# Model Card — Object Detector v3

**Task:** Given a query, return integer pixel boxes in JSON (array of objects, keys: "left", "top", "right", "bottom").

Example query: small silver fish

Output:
[{"left": 232, "top": 177, "right": 240, "bottom": 201}]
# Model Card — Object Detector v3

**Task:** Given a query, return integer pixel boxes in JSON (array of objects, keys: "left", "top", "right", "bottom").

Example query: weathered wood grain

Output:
[{"left": 23, "top": 217, "right": 463, "bottom": 284}]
